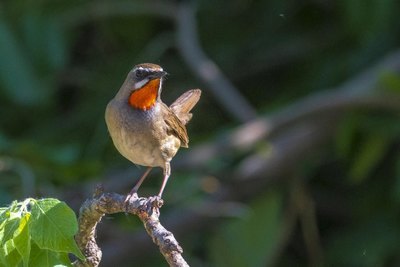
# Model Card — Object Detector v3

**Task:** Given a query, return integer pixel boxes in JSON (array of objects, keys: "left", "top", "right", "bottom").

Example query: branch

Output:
[
  {"left": 73, "top": 189, "right": 188, "bottom": 267},
  {"left": 175, "top": 49, "right": 400, "bottom": 170}
]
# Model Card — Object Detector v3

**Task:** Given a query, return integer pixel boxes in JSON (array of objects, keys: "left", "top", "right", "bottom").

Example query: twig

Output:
[{"left": 73, "top": 189, "right": 189, "bottom": 267}]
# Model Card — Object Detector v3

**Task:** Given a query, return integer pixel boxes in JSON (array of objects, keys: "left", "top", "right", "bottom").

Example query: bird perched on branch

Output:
[{"left": 105, "top": 63, "right": 201, "bottom": 200}]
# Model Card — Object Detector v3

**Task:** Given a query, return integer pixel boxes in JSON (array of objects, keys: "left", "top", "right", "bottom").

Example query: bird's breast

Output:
[{"left": 105, "top": 100, "right": 181, "bottom": 167}]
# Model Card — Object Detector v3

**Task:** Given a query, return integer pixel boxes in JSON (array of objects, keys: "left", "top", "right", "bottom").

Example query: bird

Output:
[{"left": 105, "top": 63, "right": 201, "bottom": 200}]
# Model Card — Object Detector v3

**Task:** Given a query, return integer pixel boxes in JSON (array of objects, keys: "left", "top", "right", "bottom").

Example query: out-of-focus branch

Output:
[
  {"left": 93, "top": 49, "right": 400, "bottom": 266},
  {"left": 175, "top": 2, "right": 257, "bottom": 122},
  {"left": 177, "top": 92, "right": 400, "bottom": 171},
  {"left": 175, "top": 49, "right": 400, "bottom": 170},
  {"left": 73, "top": 190, "right": 188, "bottom": 267}
]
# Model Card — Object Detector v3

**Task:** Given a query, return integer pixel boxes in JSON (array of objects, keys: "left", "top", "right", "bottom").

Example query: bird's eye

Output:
[{"left": 135, "top": 69, "right": 145, "bottom": 79}]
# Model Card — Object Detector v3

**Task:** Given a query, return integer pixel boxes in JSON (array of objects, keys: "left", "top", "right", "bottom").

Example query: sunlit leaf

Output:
[
  {"left": 29, "top": 242, "right": 71, "bottom": 267},
  {"left": 0, "top": 239, "right": 22, "bottom": 267},
  {"left": 30, "top": 199, "right": 84, "bottom": 260},
  {"left": 13, "top": 213, "right": 31, "bottom": 267},
  {"left": 1, "top": 217, "right": 20, "bottom": 246}
]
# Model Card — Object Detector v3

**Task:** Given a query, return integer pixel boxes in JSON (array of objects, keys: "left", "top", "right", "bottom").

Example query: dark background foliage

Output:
[{"left": 1, "top": 0, "right": 400, "bottom": 266}]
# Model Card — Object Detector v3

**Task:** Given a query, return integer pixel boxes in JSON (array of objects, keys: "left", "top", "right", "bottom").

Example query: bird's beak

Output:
[{"left": 150, "top": 71, "right": 168, "bottom": 79}]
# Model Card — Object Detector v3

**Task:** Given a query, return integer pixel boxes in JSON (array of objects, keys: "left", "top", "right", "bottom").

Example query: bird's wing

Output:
[
  {"left": 169, "top": 89, "right": 201, "bottom": 125},
  {"left": 161, "top": 103, "right": 189, "bottom": 148}
]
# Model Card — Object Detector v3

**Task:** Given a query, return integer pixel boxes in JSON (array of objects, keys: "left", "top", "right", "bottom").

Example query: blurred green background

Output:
[{"left": 1, "top": 0, "right": 400, "bottom": 266}]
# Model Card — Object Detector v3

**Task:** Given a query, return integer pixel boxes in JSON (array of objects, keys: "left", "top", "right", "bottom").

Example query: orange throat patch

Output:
[{"left": 129, "top": 78, "right": 160, "bottom": 110}]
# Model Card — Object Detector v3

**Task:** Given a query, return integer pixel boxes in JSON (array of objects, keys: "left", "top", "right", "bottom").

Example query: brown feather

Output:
[
  {"left": 170, "top": 89, "right": 201, "bottom": 125},
  {"left": 161, "top": 103, "right": 190, "bottom": 148}
]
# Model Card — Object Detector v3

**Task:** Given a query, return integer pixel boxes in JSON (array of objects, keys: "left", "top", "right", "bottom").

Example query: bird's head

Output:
[{"left": 119, "top": 63, "right": 168, "bottom": 111}]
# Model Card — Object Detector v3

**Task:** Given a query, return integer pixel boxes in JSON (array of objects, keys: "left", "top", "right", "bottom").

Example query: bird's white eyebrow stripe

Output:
[{"left": 134, "top": 66, "right": 163, "bottom": 72}]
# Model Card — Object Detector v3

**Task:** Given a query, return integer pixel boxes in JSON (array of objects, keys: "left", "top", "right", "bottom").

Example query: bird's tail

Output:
[{"left": 170, "top": 89, "right": 201, "bottom": 125}]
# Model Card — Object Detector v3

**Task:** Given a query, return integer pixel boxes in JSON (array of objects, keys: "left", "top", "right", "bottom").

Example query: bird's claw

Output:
[
  {"left": 145, "top": 196, "right": 163, "bottom": 215},
  {"left": 124, "top": 193, "right": 163, "bottom": 215},
  {"left": 149, "top": 195, "right": 164, "bottom": 208}
]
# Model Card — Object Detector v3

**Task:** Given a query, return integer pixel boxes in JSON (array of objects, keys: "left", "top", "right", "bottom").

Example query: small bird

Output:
[{"left": 105, "top": 63, "right": 201, "bottom": 199}]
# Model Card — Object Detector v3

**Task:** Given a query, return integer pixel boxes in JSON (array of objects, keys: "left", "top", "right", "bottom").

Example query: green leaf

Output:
[
  {"left": 13, "top": 213, "right": 31, "bottom": 267},
  {"left": 349, "top": 134, "right": 390, "bottom": 183},
  {"left": 0, "top": 207, "right": 7, "bottom": 214},
  {"left": 29, "top": 242, "right": 71, "bottom": 267},
  {"left": 0, "top": 239, "right": 22, "bottom": 267},
  {"left": 0, "top": 210, "right": 9, "bottom": 241},
  {"left": 210, "top": 192, "right": 285, "bottom": 267},
  {"left": 1, "top": 217, "right": 20, "bottom": 246},
  {"left": 30, "top": 199, "right": 84, "bottom": 260}
]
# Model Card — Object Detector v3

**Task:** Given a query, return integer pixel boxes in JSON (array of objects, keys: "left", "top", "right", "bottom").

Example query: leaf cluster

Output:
[{"left": 0, "top": 198, "right": 83, "bottom": 267}]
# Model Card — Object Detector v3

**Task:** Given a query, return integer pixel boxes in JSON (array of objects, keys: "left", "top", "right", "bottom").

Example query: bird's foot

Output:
[
  {"left": 141, "top": 195, "right": 163, "bottom": 216},
  {"left": 148, "top": 195, "right": 164, "bottom": 209},
  {"left": 124, "top": 192, "right": 163, "bottom": 215}
]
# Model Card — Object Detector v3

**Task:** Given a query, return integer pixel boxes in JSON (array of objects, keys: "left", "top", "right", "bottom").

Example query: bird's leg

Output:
[
  {"left": 132, "top": 167, "right": 153, "bottom": 194},
  {"left": 125, "top": 167, "right": 152, "bottom": 203},
  {"left": 157, "top": 162, "right": 171, "bottom": 198}
]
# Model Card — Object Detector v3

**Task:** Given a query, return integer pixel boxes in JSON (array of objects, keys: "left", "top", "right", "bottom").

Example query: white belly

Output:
[{"left": 114, "top": 127, "right": 164, "bottom": 167}]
